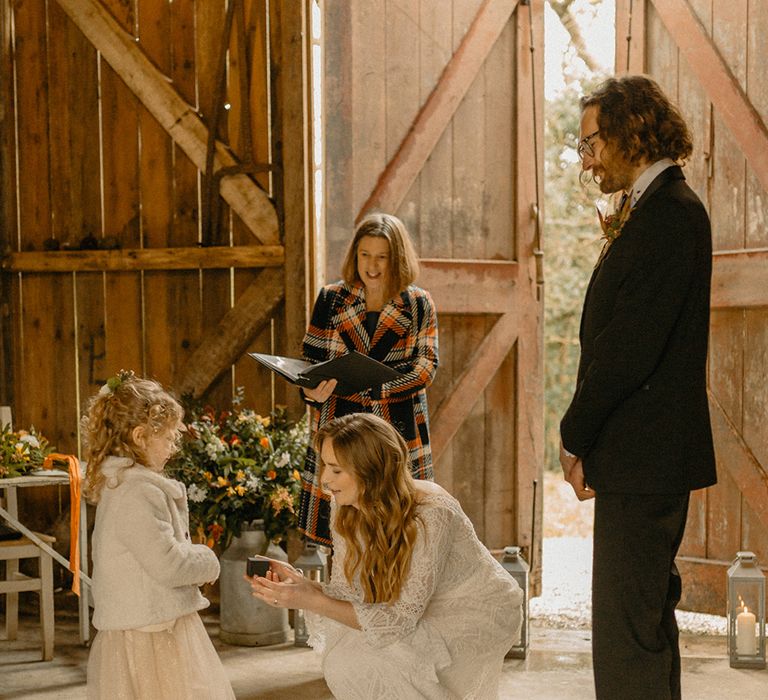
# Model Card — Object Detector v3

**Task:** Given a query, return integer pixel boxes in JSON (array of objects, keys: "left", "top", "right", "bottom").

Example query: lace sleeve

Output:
[{"left": 351, "top": 502, "right": 453, "bottom": 648}]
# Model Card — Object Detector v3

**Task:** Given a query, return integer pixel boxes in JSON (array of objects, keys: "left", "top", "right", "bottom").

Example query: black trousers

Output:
[{"left": 592, "top": 492, "right": 690, "bottom": 700}]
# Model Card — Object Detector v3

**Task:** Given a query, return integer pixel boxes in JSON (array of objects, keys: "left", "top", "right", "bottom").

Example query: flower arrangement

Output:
[
  {"left": 167, "top": 390, "right": 309, "bottom": 551},
  {"left": 0, "top": 424, "right": 55, "bottom": 478}
]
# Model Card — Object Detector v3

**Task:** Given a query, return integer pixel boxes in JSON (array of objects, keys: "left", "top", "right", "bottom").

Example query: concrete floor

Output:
[{"left": 2, "top": 611, "right": 766, "bottom": 699}]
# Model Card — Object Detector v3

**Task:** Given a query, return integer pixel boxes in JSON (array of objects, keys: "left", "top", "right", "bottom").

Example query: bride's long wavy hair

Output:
[{"left": 316, "top": 413, "right": 421, "bottom": 604}]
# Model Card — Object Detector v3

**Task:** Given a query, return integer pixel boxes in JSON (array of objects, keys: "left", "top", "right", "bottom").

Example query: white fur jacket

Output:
[{"left": 91, "top": 457, "right": 220, "bottom": 630}]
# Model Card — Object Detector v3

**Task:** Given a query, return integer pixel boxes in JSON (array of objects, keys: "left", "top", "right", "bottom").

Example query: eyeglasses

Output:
[{"left": 577, "top": 130, "right": 600, "bottom": 161}]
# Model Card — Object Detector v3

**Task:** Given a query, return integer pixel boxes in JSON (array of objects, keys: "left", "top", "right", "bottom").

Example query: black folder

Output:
[{"left": 248, "top": 351, "right": 404, "bottom": 396}]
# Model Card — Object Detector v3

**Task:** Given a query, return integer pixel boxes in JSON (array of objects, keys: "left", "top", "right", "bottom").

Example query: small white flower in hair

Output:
[{"left": 98, "top": 383, "right": 111, "bottom": 396}]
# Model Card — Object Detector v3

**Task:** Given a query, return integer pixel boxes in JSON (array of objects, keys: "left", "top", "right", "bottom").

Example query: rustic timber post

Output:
[
  {"left": 0, "top": 0, "right": 15, "bottom": 404},
  {"left": 270, "top": 0, "right": 311, "bottom": 419},
  {"left": 514, "top": 0, "right": 544, "bottom": 594}
]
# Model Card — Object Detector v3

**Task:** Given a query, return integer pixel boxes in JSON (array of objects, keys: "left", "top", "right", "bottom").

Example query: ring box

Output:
[{"left": 246, "top": 556, "right": 271, "bottom": 578}]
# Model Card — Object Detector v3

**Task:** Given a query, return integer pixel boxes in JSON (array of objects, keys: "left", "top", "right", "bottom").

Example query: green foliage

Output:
[
  {"left": 166, "top": 389, "right": 310, "bottom": 550},
  {"left": 0, "top": 425, "right": 55, "bottom": 478},
  {"left": 543, "top": 76, "right": 607, "bottom": 471}
]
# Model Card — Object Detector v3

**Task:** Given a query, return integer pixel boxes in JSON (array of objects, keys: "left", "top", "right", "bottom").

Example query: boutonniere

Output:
[{"left": 595, "top": 193, "right": 633, "bottom": 265}]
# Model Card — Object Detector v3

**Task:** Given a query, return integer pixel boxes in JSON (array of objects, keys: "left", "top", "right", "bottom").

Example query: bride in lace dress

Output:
[{"left": 249, "top": 413, "right": 523, "bottom": 699}]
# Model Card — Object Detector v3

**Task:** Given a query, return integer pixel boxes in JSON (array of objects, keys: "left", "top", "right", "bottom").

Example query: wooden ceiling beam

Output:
[
  {"left": 54, "top": 0, "right": 279, "bottom": 245},
  {"left": 431, "top": 308, "right": 519, "bottom": 464},
  {"left": 708, "top": 390, "right": 768, "bottom": 534},
  {"left": 649, "top": 0, "right": 768, "bottom": 195},
  {"left": 355, "top": 0, "right": 519, "bottom": 222},
  {"left": 711, "top": 248, "right": 768, "bottom": 309},
  {"left": 176, "top": 268, "right": 284, "bottom": 398}
]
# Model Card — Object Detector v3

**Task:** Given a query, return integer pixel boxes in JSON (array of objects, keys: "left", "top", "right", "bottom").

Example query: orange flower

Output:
[
  {"left": 230, "top": 435, "right": 241, "bottom": 446},
  {"left": 260, "top": 436, "right": 270, "bottom": 449},
  {"left": 216, "top": 476, "right": 230, "bottom": 487},
  {"left": 203, "top": 471, "right": 213, "bottom": 482},
  {"left": 207, "top": 522, "right": 225, "bottom": 546},
  {"left": 235, "top": 470, "right": 246, "bottom": 482},
  {"left": 266, "top": 470, "right": 277, "bottom": 480},
  {"left": 292, "top": 469, "right": 301, "bottom": 481},
  {"left": 235, "top": 485, "right": 246, "bottom": 496}
]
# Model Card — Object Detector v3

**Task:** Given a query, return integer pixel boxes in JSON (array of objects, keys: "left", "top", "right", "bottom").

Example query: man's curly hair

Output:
[{"left": 581, "top": 75, "right": 693, "bottom": 165}]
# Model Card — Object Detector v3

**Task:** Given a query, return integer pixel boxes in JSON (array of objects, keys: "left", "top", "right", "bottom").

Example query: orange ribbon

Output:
[{"left": 43, "top": 453, "right": 81, "bottom": 596}]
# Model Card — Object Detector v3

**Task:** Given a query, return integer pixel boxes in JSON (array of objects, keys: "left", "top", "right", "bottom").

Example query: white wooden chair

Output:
[{"left": 0, "top": 532, "right": 56, "bottom": 660}]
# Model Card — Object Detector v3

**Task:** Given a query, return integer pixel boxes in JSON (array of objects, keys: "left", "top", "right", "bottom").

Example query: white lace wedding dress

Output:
[{"left": 307, "top": 482, "right": 523, "bottom": 699}]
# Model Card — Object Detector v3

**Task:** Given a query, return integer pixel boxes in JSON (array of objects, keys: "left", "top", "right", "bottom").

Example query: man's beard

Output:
[{"left": 593, "top": 152, "right": 634, "bottom": 194}]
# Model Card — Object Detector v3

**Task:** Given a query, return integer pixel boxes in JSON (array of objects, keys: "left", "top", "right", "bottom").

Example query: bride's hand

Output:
[{"left": 247, "top": 566, "right": 317, "bottom": 610}]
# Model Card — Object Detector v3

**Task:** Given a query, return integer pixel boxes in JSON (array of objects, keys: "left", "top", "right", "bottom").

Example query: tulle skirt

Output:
[{"left": 87, "top": 612, "right": 234, "bottom": 700}]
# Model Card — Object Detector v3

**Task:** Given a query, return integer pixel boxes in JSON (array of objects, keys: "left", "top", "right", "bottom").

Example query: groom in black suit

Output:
[{"left": 559, "top": 76, "right": 717, "bottom": 700}]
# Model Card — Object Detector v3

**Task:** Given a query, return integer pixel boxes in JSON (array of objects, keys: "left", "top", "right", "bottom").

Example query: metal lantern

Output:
[
  {"left": 501, "top": 545, "right": 529, "bottom": 659},
  {"left": 727, "top": 551, "right": 766, "bottom": 669},
  {"left": 292, "top": 541, "right": 328, "bottom": 647}
]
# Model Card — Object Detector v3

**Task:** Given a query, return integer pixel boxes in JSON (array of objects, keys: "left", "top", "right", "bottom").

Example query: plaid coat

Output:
[{"left": 298, "top": 281, "right": 439, "bottom": 544}]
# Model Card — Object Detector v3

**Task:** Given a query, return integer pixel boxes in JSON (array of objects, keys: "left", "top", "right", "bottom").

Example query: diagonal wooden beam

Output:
[
  {"left": 176, "top": 268, "right": 284, "bottom": 398},
  {"left": 708, "top": 389, "right": 768, "bottom": 533},
  {"left": 650, "top": 0, "right": 768, "bottom": 195},
  {"left": 355, "top": 0, "right": 519, "bottom": 222},
  {"left": 55, "top": 0, "right": 279, "bottom": 244},
  {"left": 711, "top": 248, "right": 768, "bottom": 309},
  {"left": 431, "top": 309, "right": 518, "bottom": 463}
]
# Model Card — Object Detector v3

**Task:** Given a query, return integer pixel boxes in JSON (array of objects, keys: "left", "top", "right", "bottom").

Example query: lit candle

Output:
[{"left": 736, "top": 606, "right": 757, "bottom": 656}]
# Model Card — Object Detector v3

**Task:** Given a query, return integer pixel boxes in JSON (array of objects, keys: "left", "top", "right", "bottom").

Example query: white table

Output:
[{"left": 0, "top": 472, "right": 91, "bottom": 643}]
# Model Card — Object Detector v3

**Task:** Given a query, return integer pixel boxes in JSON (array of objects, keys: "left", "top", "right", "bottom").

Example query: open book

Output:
[{"left": 248, "top": 351, "right": 403, "bottom": 396}]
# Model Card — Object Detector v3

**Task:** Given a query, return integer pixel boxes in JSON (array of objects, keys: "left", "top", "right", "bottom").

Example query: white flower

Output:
[
  {"left": 19, "top": 434, "right": 40, "bottom": 448},
  {"left": 187, "top": 484, "right": 208, "bottom": 503},
  {"left": 245, "top": 475, "right": 262, "bottom": 491},
  {"left": 204, "top": 439, "right": 228, "bottom": 460},
  {"left": 276, "top": 452, "right": 290, "bottom": 468},
  {"left": 236, "top": 409, "right": 256, "bottom": 425},
  {"left": 98, "top": 383, "right": 111, "bottom": 396}
]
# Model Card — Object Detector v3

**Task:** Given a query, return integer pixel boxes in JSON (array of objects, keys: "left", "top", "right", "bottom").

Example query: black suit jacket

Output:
[{"left": 560, "top": 166, "right": 717, "bottom": 494}]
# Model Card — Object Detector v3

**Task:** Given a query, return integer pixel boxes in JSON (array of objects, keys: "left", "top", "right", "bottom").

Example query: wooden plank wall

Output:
[
  {"left": 0, "top": 0, "right": 290, "bottom": 527},
  {"left": 619, "top": 0, "right": 768, "bottom": 611},
  {"left": 324, "top": 0, "right": 527, "bottom": 548}
]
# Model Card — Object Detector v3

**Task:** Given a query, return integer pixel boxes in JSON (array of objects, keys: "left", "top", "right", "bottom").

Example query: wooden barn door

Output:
[
  {"left": 0, "top": 0, "right": 309, "bottom": 529},
  {"left": 617, "top": 0, "right": 768, "bottom": 613},
  {"left": 322, "top": 0, "right": 545, "bottom": 581}
]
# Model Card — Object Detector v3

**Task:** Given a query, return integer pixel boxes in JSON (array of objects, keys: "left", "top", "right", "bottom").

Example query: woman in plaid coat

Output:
[{"left": 298, "top": 213, "right": 439, "bottom": 544}]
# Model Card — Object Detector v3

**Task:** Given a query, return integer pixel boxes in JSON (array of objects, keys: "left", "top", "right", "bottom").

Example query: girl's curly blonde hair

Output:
[
  {"left": 81, "top": 371, "right": 183, "bottom": 503},
  {"left": 315, "top": 413, "right": 421, "bottom": 604}
]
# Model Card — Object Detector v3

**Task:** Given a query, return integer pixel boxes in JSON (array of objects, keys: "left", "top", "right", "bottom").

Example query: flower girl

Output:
[{"left": 83, "top": 370, "right": 234, "bottom": 699}]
